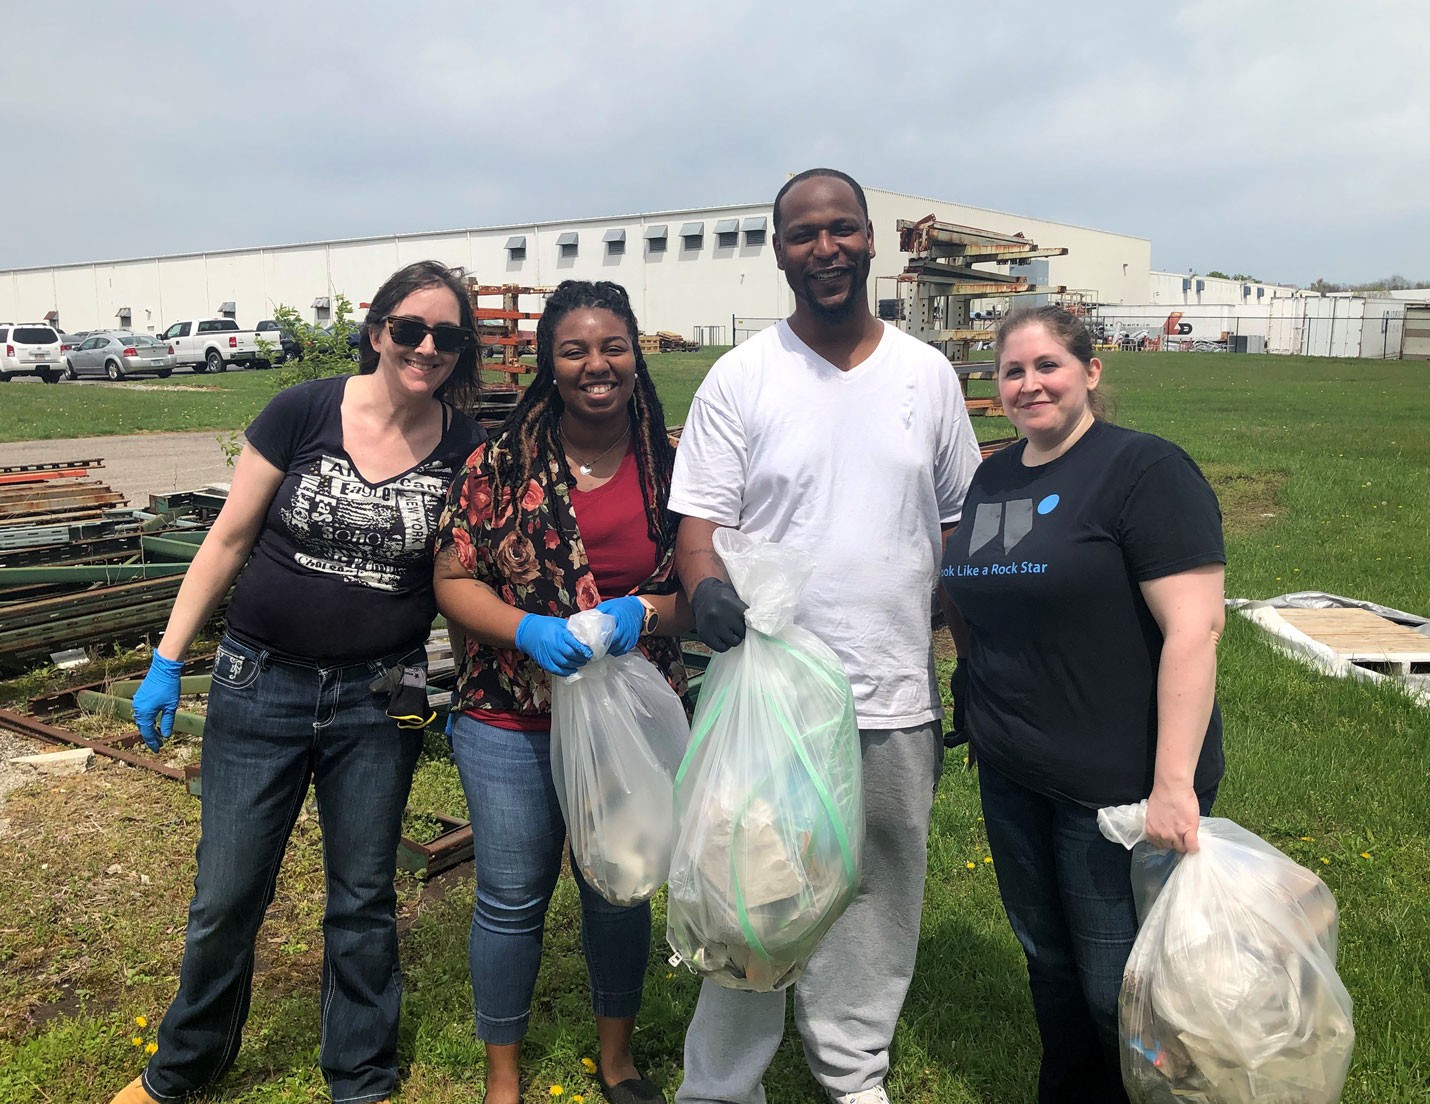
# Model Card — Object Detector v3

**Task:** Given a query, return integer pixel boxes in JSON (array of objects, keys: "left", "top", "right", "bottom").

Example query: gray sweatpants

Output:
[{"left": 676, "top": 722, "right": 944, "bottom": 1104}]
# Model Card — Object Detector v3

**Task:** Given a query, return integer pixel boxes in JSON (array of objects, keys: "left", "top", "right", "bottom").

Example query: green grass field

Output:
[{"left": 1, "top": 350, "right": 1427, "bottom": 1102}]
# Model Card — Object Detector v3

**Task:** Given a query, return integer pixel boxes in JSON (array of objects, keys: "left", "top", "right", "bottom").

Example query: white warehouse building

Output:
[{"left": 0, "top": 185, "right": 1150, "bottom": 342}]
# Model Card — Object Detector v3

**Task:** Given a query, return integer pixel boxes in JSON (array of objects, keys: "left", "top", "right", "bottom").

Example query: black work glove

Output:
[
  {"left": 691, "top": 577, "right": 749, "bottom": 652},
  {"left": 944, "top": 659, "right": 970, "bottom": 749}
]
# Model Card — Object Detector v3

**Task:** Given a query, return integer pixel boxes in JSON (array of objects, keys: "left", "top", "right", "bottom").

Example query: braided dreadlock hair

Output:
[{"left": 495, "top": 280, "right": 677, "bottom": 547}]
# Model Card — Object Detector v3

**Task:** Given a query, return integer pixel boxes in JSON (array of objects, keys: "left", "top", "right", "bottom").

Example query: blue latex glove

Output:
[
  {"left": 514, "top": 614, "right": 593, "bottom": 678},
  {"left": 595, "top": 596, "right": 645, "bottom": 657},
  {"left": 133, "top": 652, "right": 184, "bottom": 751}
]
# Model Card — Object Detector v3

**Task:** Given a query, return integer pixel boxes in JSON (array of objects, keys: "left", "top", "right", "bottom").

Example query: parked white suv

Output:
[{"left": 0, "top": 322, "right": 63, "bottom": 383}]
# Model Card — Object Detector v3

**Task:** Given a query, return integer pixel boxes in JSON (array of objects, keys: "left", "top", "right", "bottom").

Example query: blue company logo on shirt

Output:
[{"left": 943, "top": 494, "right": 1059, "bottom": 578}]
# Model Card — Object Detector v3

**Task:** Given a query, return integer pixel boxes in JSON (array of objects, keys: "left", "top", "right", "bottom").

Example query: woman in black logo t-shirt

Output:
[
  {"left": 941, "top": 306, "right": 1226, "bottom": 1102},
  {"left": 117, "top": 262, "right": 484, "bottom": 1104}
]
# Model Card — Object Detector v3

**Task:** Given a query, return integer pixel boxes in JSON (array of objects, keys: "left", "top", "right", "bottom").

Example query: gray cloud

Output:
[{"left": 4, "top": 0, "right": 1425, "bottom": 285}]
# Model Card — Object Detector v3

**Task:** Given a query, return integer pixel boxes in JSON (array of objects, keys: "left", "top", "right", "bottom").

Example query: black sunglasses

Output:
[{"left": 384, "top": 315, "right": 475, "bottom": 354}]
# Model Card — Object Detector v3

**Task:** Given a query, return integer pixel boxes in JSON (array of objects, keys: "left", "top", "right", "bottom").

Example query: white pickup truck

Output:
[{"left": 157, "top": 318, "right": 266, "bottom": 373}]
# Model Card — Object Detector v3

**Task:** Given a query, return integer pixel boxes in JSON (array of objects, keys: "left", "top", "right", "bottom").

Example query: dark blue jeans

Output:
[
  {"left": 978, "top": 760, "right": 1215, "bottom": 1104},
  {"left": 449, "top": 714, "right": 650, "bottom": 1045},
  {"left": 144, "top": 633, "right": 424, "bottom": 1104}
]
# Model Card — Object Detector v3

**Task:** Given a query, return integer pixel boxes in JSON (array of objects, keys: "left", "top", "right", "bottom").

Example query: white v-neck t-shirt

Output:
[{"left": 670, "top": 319, "right": 980, "bottom": 728}]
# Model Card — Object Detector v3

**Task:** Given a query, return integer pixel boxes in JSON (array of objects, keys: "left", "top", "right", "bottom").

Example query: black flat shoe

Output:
[{"left": 597, "top": 1070, "right": 664, "bottom": 1103}]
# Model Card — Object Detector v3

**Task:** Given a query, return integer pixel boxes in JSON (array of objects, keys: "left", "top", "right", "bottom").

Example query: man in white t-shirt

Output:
[{"left": 669, "top": 169, "right": 981, "bottom": 1104}]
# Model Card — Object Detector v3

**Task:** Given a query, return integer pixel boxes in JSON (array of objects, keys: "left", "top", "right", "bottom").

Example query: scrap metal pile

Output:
[{"left": 0, "top": 461, "right": 223, "bottom": 673}]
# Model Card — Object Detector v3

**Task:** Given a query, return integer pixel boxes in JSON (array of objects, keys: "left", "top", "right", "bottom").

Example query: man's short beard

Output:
[
  {"left": 798, "top": 268, "right": 869, "bottom": 324},
  {"left": 805, "top": 295, "right": 859, "bottom": 323}
]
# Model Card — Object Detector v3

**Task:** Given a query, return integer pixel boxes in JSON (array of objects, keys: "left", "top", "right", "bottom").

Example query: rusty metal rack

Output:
[
  {"left": 467, "top": 280, "right": 549, "bottom": 371},
  {"left": 893, "top": 214, "right": 1069, "bottom": 370},
  {"left": 888, "top": 215, "right": 1069, "bottom": 451},
  {"left": 464, "top": 280, "right": 551, "bottom": 431}
]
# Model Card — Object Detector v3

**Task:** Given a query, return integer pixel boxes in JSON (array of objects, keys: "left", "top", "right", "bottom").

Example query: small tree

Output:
[
  {"left": 262, "top": 295, "right": 361, "bottom": 391},
  {"left": 223, "top": 295, "right": 362, "bottom": 465}
]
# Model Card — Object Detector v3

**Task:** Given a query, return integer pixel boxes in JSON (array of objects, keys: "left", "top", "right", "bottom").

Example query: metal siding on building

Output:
[{"left": 1402, "top": 305, "right": 1430, "bottom": 360}]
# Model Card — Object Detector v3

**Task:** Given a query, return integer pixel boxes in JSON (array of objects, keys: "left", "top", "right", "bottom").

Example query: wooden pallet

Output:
[
  {"left": 638, "top": 334, "right": 661, "bottom": 354},
  {"left": 1277, "top": 607, "right": 1430, "bottom": 675}
]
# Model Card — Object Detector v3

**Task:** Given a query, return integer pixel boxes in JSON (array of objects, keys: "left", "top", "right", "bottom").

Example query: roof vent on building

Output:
[
  {"left": 311, "top": 296, "right": 331, "bottom": 309},
  {"left": 44, "top": 310, "right": 59, "bottom": 322},
  {"left": 680, "top": 222, "right": 704, "bottom": 247},
  {"left": 217, "top": 301, "right": 236, "bottom": 314}
]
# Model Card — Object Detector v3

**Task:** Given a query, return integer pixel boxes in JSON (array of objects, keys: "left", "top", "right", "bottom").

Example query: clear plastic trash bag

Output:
[
  {"left": 1098, "top": 801, "right": 1355, "bottom": 1104},
  {"left": 666, "top": 529, "right": 863, "bottom": 992},
  {"left": 549, "top": 609, "right": 691, "bottom": 907}
]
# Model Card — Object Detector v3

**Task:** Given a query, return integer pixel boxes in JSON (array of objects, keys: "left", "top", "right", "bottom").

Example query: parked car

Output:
[
  {"left": 59, "top": 331, "right": 93, "bottom": 356},
  {"left": 157, "top": 318, "right": 265, "bottom": 373},
  {"left": 320, "top": 323, "right": 365, "bottom": 354},
  {"left": 63, "top": 331, "right": 175, "bottom": 380},
  {"left": 0, "top": 322, "right": 63, "bottom": 382},
  {"left": 255, "top": 318, "right": 301, "bottom": 363}
]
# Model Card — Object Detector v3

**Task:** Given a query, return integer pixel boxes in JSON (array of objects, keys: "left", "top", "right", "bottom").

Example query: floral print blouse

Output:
[{"left": 436, "top": 433, "right": 690, "bottom": 719}]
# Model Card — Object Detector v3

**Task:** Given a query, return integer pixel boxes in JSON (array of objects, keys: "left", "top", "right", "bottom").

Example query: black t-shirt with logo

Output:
[
  {"left": 941, "top": 420, "right": 1226, "bottom": 807},
  {"left": 226, "top": 376, "right": 483, "bottom": 664}
]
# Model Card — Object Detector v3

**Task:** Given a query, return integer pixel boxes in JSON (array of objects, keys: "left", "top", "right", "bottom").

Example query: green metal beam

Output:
[
  {"left": 0, "top": 563, "right": 189, "bottom": 585},
  {"left": 140, "top": 535, "right": 205, "bottom": 561},
  {"left": 76, "top": 690, "right": 207, "bottom": 737},
  {"left": 109, "top": 675, "right": 213, "bottom": 697}
]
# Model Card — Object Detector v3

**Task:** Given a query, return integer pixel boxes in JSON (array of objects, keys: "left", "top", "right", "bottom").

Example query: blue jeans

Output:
[
  {"left": 449, "top": 714, "right": 650, "bottom": 1045},
  {"left": 978, "top": 760, "right": 1216, "bottom": 1104},
  {"left": 144, "top": 633, "right": 424, "bottom": 1104}
]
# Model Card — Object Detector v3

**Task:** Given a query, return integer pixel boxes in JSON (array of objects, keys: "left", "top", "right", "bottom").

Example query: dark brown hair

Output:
[
  {"left": 994, "top": 305, "right": 1110, "bottom": 421},
  {"left": 358, "top": 260, "right": 480, "bottom": 412}
]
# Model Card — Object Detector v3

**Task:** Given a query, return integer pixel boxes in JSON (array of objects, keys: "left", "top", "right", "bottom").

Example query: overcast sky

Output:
[{"left": 4, "top": 0, "right": 1425, "bottom": 287}]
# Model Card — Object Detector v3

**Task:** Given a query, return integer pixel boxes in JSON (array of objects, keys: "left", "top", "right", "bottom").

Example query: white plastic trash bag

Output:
[
  {"left": 550, "top": 609, "right": 690, "bottom": 907},
  {"left": 1098, "top": 801, "right": 1355, "bottom": 1104},
  {"left": 666, "top": 529, "right": 863, "bottom": 992}
]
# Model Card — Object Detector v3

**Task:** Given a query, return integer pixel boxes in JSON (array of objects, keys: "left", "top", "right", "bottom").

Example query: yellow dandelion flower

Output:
[
  {"left": 983, "top": 856, "right": 993, "bottom": 864},
  {"left": 131, "top": 1036, "right": 143, "bottom": 1047},
  {"left": 550, "top": 1086, "right": 564, "bottom": 1097},
  {"left": 573, "top": 1097, "right": 585, "bottom": 1104},
  {"left": 1299, "top": 836, "right": 1314, "bottom": 842},
  {"left": 965, "top": 861, "right": 976, "bottom": 870},
  {"left": 1320, "top": 857, "right": 1330, "bottom": 865},
  {"left": 581, "top": 1057, "right": 597, "bottom": 1074},
  {"left": 135, "top": 1015, "right": 148, "bottom": 1028},
  {"left": 145, "top": 1042, "right": 158, "bottom": 1055},
  {"left": 1360, "top": 852, "right": 1371, "bottom": 860}
]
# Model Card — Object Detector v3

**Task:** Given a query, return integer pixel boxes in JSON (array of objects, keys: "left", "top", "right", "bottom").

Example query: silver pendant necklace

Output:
[{"left": 561, "top": 420, "right": 629, "bottom": 476}]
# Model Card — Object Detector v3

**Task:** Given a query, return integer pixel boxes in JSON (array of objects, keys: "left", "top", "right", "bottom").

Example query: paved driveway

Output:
[{"left": 0, "top": 432, "right": 237, "bottom": 506}]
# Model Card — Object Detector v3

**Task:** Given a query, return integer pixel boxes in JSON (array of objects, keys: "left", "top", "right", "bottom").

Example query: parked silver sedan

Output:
[{"left": 63, "top": 331, "right": 176, "bottom": 380}]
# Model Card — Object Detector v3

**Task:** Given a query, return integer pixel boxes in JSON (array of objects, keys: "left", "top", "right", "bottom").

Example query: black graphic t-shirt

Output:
[
  {"left": 941, "top": 420, "right": 1226, "bottom": 807},
  {"left": 226, "top": 376, "right": 484, "bottom": 663}
]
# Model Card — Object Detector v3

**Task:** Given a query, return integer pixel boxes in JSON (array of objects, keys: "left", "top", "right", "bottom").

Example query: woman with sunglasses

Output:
[
  {"left": 114, "top": 260, "right": 484, "bottom": 1104},
  {"left": 434, "top": 280, "right": 691, "bottom": 1104}
]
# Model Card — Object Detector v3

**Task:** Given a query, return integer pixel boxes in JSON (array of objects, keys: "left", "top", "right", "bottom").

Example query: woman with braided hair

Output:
[{"left": 434, "top": 280, "right": 691, "bottom": 1104}]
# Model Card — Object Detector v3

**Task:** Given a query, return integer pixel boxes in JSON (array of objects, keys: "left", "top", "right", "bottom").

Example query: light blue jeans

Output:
[{"left": 449, "top": 714, "right": 650, "bottom": 1045}]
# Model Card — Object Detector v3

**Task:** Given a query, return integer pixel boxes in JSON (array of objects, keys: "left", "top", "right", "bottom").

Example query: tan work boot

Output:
[{"left": 111, "top": 1077, "right": 161, "bottom": 1104}]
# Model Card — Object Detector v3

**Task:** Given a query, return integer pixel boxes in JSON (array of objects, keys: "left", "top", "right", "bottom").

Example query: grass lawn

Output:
[
  {"left": 1, "top": 350, "right": 1427, "bottom": 1102},
  {"left": 0, "top": 370, "right": 278, "bottom": 443}
]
